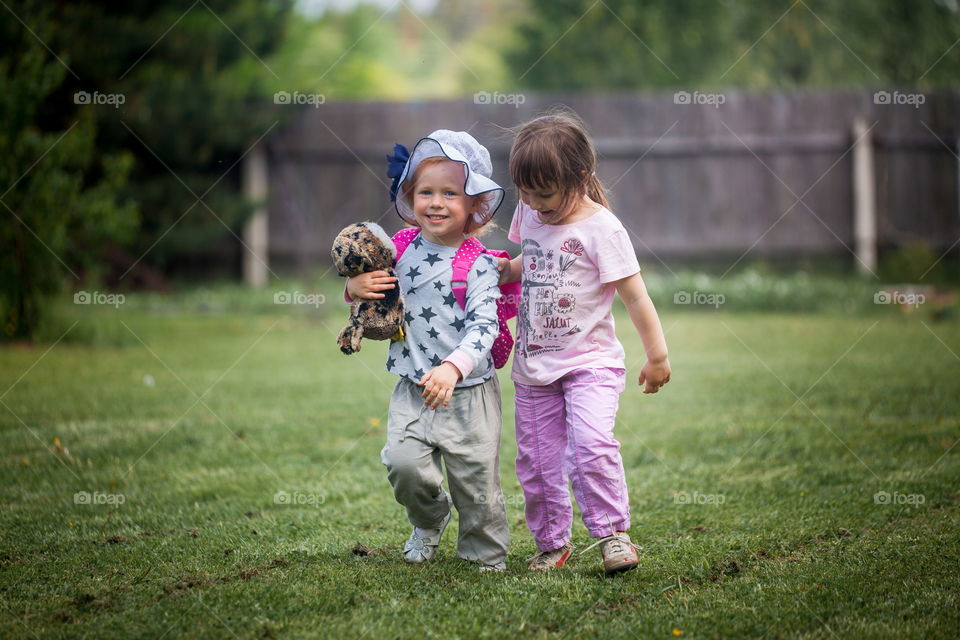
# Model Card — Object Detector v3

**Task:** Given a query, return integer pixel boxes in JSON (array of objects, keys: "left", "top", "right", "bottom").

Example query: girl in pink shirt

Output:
[{"left": 499, "top": 111, "right": 672, "bottom": 575}]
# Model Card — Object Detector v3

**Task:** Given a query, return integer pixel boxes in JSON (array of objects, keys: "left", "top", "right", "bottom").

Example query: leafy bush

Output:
[{"left": 1, "top": 7, "right": 137, "bottom": 340}]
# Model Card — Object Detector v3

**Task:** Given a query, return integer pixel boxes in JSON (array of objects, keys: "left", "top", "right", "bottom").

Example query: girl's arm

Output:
[{"left": 615, "top": 272, "right": 671, "bottom": 393}]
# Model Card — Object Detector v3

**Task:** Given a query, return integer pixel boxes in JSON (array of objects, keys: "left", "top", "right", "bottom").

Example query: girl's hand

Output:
[
  {"left": 497, "top": 256, "right": 521, "bottom": 285},
  {"left": 638, "top": 358, "right": 671, "bottom": 394},
  {"left": 346, "top": 270, "right": 397, "bottom": 300},
  {"left": 419, "top": 362, "right": 462, "bottom": 409}
]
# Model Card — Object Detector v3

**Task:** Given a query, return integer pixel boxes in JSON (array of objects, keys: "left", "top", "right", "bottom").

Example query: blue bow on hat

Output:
[{"left": 386, "top": 143, "right": 409, "bottom": 202}]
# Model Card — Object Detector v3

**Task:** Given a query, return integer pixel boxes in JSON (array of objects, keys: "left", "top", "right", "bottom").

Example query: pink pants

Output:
[{"left": 514, "top": 367, "right": 630, "bottom": 551}]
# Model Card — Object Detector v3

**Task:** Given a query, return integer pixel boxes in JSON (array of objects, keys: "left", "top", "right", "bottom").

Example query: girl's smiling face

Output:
[{"left": 411, "top": 159, "right": 474, "bottom": 246}]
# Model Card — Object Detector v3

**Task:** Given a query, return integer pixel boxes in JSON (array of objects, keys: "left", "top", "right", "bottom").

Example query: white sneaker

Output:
[
  {"left": 402, "top": 510, "right": 451, "bottom": 564},
  {"left": 479, "top": 561, "right": 506, "bottom": 573},
  {"left": 580, "top": 532, "right": 641, "bottom": 574}
]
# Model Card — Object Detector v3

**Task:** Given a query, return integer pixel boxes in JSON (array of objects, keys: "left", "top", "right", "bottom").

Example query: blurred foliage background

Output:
[{"left": 3, "top": 0, "right": 960, "bottom": 338}]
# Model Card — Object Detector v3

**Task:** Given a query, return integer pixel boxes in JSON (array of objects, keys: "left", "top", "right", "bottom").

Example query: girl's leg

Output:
[
  {"left": 381, "top": 378, "right": 451, "bottom": 529},
  {"left": 438, "top": 375, "right": 510, "bottom": 567},
  {"left": 515, "top": 378, "right": 572, "bottom": 551},
  {"left": 561, "top": 368, "right": 630, "bottom": 538}
]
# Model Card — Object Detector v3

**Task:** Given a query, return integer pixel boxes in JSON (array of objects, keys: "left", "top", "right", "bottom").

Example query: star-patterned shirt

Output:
[{"left": 386, "top": 234, "right": 501, "bottom": 387}]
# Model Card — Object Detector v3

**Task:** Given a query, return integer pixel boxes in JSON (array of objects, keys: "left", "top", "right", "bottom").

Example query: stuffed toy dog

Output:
[{"left": 331, "top": 222, "right": 404, "bottom": 354}]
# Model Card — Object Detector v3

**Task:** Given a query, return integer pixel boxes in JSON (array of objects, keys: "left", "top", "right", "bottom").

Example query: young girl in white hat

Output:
[{"left": 346, "top": 130, "right": 512, "bottom": 571}]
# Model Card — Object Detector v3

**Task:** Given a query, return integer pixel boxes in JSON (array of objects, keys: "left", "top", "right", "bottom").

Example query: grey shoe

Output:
[
  {"left": 402, "top": 510, "right": 451, "bottom": 564},
  {"left": 479, "top": 561, "right": 506, "bottom": 573}
]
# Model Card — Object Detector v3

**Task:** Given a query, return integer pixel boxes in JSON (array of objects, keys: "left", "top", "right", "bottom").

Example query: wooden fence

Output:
[{"left": 242, "top": 90, "right": 959, "bottom": 278}]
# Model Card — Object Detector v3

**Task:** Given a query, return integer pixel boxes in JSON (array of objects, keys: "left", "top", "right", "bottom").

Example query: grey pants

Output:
[{"left": 381, "top": 375, "right": 509, "bottom": 566}]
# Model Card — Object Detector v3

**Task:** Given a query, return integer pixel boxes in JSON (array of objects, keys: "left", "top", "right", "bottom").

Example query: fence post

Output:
[
  {"left": 852, "top": 117, "right": 877, "bottom": 276},
  {"left": 242, "top": 145, "right": 269, "bottom": 287}
]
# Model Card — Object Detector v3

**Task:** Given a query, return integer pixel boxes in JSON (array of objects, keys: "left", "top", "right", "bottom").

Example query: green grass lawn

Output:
[{"left": 1, "top": 285, "right": 958, "bottom": 639}]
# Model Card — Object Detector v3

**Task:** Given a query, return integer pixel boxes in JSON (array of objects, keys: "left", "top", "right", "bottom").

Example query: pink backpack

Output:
[{"left": 392, "top": 228, "right": 519, "bottom": 369}]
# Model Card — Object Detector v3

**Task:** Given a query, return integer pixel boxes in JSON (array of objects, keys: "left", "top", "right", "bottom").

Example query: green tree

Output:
[
  {"left": 721, "top": 0, "right": 960, "bottom": 87},
  {"left": 268, "top": 0, "right": 523, "bottom": 99},
  {"left": 44, "top": 0, "right": 293, "bottom": 272},
  {"left": 1, "top": 5, "right": 137, "bottom": 339},
  {"left": 506, "top": 0, "right": 960, "bottom": 89},
  {"left": 505, "top": 0, "right": 732, "bottom": 89}
]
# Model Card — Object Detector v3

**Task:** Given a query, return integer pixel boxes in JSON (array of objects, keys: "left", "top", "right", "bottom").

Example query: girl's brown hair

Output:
[
  {"left": 399, "top": 156, "right": 493, "bottom": 236},
  {"left": 508, "top": 109, "right": 609, "bottom": 220}
]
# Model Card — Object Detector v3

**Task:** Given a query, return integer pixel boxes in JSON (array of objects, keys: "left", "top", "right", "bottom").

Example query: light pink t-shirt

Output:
[{"left": 508, "top": 201, "right": 641, "bottom": 386}]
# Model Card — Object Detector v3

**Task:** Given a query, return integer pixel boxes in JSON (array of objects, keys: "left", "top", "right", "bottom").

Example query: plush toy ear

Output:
[{"left": 363, "top": 222, "right": 396, "bottom": 258}]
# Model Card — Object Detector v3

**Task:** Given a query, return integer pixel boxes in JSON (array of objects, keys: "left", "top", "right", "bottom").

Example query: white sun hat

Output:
[{"left": 393, "top": 130, "right": 504, "bottom": 225}]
